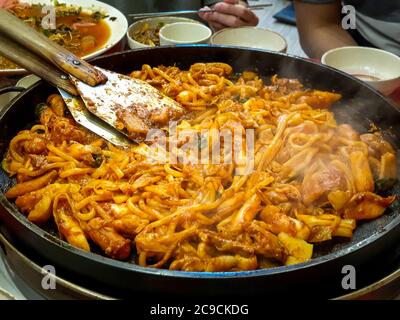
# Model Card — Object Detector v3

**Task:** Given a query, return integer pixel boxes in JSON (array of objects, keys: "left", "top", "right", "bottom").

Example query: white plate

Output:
[{"left": 0, "top": 0, "right": 128, "bottom": 76}]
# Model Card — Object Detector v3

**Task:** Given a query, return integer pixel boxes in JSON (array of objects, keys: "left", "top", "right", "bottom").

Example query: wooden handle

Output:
[
  {"left": 0, "top": 33, "right": 78, "bottom": 95},
  {"left": 0, "top": 8, "right": 107, "bottom": 86}
]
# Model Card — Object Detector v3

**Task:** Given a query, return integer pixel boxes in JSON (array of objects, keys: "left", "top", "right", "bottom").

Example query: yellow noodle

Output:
[{"left": 3, "top": 63, "right": 396, "bottom": 272}]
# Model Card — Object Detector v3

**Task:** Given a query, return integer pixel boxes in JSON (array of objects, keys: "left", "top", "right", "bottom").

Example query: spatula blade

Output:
[
  {"left": 70, "top": 67, "right": 184, "bottom": 140},
  {"left": 58, "top": 89, "right": 132, "bottom": 148}
]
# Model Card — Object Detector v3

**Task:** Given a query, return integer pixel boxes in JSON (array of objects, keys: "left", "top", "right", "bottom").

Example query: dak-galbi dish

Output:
[{"left": 2, "top": 62, "right": 397, "bottom": 272}]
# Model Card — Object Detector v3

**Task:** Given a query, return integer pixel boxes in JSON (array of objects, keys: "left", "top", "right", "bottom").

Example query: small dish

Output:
[
  {"left": 210, "top": 27, "right": 287, "bottom": 53},
  {"left": 127, "top": 16, "right": 202, "bottom": 48},
  {"left": 159, "top": 22, "right": 212, "bottom": 46},
  {"left": 321, "top": 46, "right": 400, "bottom": 96}
]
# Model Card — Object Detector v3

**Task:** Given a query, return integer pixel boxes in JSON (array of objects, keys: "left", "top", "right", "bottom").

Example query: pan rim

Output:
[{"left": 0, "top": 45, "right": 399, "bottom": 280}]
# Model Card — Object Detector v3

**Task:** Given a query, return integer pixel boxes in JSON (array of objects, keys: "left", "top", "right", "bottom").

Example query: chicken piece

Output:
[
  {"left": 360, "top": 133, "right": 395, "bottom": 159},
  {"left": 27, "top": 195, "right": 52, "bottom": 224},
  {"left": 111, "top": 214, "right": 149, "bottom": 239},
  {"left": 65, "top": 143, "right": 101, "bottom": 165},
  {"left": 296, "top": 90, "right": 341, "bottom": 109},
  {"left": 53, "top": 196, "right": 90, "bottom": 252},
  {"left": 116, "top": 109, "right": 149, "bottom": 136},
  {"left": 47, "top": 94, "right": 65, "bottom": 117},
  {"left": 87, "top": 217, "right": 131, "bottom": 260},
  {"left": 15, "top": 191, "right": 40, "bottom": 212},
  {"left": 259, "top": 206, "right": 310, "bottom": 240},
  {"left": 247, "top": 221, "right": 287, "bottom": 262},
  {"left": 266, "top": 76, "right": 303, "bottom": 96},
  {"left": 302, "top": 164, "right": 345, "bottom": 205},
  {"left": 28, "top": 154, "right": 48, "bottom": 169},
  {"left": 263, "top": 190, "right": 287, "bottom": 205},
  {"left": 349, "top": 151, "right": 374, "bottom": 192},
  {"left": 47, "top": 114, "right": 87, "bottom": 144},
  {"left": 198, "top": 230, "right": 254, "bottom": 256},
  {"left": 343, "top": 192, "right": 396, "bottom": 220},
  {"left": 23, "top": 135, "right": 47, "bottom": 155},
  {"left": 6, "top": 170, "right": 57, "bottom": 199}
]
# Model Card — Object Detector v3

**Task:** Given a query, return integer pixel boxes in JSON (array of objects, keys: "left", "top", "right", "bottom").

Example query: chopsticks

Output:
[{"left": 129, "top": 4, "right": 273, "bottom": 20}]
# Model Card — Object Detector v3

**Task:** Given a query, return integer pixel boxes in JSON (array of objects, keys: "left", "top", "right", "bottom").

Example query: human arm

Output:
[
  {"left": 294, "top": 0, "right": 357, "bottom": 59},
  {"left": 199, "top": 0, "right": 259, "bottom": 31}
]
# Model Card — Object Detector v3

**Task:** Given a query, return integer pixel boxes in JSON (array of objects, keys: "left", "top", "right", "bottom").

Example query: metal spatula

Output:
[{"left": 0, "top": 9, "right": 184, "bottom": 147}]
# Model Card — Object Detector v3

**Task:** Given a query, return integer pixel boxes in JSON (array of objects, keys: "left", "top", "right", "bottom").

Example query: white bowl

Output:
[
  {"left": 127, "top": 17, "right": 202, "bottom": 49},
  {"left": 321, "top": 46, "right": 400, "bottom": 96},
  {"left": 0, "top": 0, "right": 128, "bottom": 76},
  {"left": 210, "top": 27, "right": 287, "bottom": 53},
  {"left": 159, "top": 22, "right": 212, "bottom": 46}
]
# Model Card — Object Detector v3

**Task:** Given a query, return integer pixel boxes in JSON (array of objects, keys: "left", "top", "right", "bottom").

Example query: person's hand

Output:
[{"left": 199, "top": 0, "right": 259, "bottom": 31}]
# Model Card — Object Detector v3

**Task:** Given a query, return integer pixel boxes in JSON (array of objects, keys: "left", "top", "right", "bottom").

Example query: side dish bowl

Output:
[{"left": 0, "top": 0, "right": 128, "bottom": 76}]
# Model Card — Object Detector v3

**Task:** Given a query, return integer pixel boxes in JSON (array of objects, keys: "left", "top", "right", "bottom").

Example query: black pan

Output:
[{"left": 0, "top": 46, "right": 399, "bottom": 299}]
